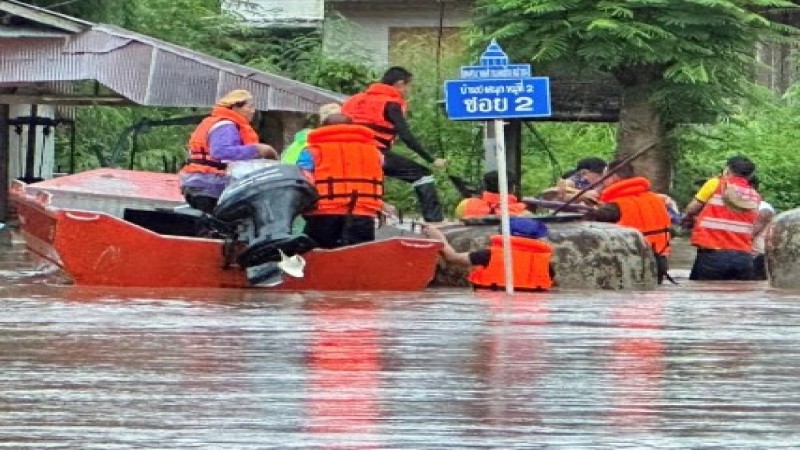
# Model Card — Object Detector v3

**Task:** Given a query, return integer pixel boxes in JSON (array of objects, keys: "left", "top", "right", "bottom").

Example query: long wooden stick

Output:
[{"left": 550, "top": 141, "right": 659, "bottom": 216}]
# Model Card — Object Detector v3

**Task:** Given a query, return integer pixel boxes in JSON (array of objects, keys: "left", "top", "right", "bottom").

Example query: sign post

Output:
[{"left": 444, "top": 40, "right": 552, "bottom": 295}]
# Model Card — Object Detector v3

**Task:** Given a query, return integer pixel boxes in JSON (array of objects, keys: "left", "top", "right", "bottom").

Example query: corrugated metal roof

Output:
[{"left": 0, "top": 0, "right": 345, "bottom": 112}]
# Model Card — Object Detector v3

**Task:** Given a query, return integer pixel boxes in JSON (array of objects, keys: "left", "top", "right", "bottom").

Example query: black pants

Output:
[
  {"left": 303, "top": 215, "right": 375, "bottom": 249},
  {"left": 753, "top": 254, "right": 767, "bottom": 280},
  {"left": 689, "top": 249, "right": 755, "bottom": 281},
  {"left": 383, "top": 152, "right": 443, "bottom": 222}
]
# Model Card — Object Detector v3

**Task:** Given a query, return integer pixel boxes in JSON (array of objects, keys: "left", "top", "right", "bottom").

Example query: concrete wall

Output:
[{"left": 327, "top": 1, "right": 474, "bottom": 67}]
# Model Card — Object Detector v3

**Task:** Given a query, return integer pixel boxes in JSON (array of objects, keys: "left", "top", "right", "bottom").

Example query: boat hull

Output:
[{"left": 12, "top": 185, "right": 442, "bottom": 291}]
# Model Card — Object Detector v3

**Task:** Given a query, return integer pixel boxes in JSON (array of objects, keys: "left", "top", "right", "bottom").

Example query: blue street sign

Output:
[
  {"left": 444, "top": 40, "right": 552, "bottom": 121},
  {"left": 444, "top": 77, "right": 551, "bottom": 120}
]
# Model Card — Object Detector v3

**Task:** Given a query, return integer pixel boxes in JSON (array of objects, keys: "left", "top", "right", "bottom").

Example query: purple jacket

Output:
[{"left": 180, "top": 122, "right": 260, "bottom": 198}]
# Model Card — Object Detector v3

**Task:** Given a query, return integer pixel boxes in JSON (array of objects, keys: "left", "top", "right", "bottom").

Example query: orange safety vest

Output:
[
  {"left": 305, "top": 124, "right": 384, "bottom": 217},
  {"left": 181, "top": 106, "right": 260, "bottom": 175},
  {"left": 462, "top": 191, "right": 529, "bottom": 218},
  {"left": 468, "top": 235, "right": 553, "bottom": 291},
  {"left": 341, "top": 83, "right": 408, "bottom": 151},
  {"left": 691, "top": 176, "right": 760, "bottom": 252},
  {"left": 600, "top": 177, "right": 672, "bottom": 256}
]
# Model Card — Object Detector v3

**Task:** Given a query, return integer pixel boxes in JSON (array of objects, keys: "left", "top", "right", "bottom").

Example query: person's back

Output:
[
  {"left": 298, "top": 113, "right": 384, "bottom": 249},
  {"left": 683, "top": 156, "right": 762, "bottom": 280}
]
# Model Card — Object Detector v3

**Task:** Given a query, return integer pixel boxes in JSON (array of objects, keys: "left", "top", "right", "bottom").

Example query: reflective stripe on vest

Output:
[
  {"left": 468, "top": 235, "right": 553, "bottom": 291},
  {"left": 691, "top": 176, "right": 760, "bottom": 252},
  {"left": 305, "top": 124, "right": 384, "bottom": 217},
  {"left": 341, "top": 83, "right": 407, "bottom": 151}
]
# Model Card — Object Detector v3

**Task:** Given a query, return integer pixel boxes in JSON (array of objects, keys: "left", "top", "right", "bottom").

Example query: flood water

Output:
[{"left": 2, "top": 232, "right": 800, "bottom": 448}]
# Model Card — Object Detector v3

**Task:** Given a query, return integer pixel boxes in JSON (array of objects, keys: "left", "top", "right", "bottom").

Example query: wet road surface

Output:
[{"left": 2, "top": 233, "right": 800, "bottom": 448}]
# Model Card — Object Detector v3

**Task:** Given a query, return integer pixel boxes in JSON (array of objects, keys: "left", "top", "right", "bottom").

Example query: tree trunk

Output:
[{"left": 614, "top": 66, "right": 672, "bottom": 193}]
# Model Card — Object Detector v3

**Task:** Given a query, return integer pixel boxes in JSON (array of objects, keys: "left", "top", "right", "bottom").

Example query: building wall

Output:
[
  {"left": 327, "top": 1, "right": 474, "bottom": 67},
  {"left": 224, "top": 0, "right": 324, "bottom": 26}
]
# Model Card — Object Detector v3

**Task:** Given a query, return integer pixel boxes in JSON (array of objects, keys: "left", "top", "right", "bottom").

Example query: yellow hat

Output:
[
  {"left": 318, "top": 103, "right": 341, "bottom": 122},
  {"left": 216, "top": 89, "right": 253, "bottom": 107}
]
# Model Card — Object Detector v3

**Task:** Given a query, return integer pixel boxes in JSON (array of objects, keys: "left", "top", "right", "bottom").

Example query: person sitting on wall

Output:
[
  {"left": 584, "top": 159, "right": 672, "bottom": 284},
  {"left": 422, "top": 218, "right": 554, "bottom": 291},
  {"left": 540, "top": 157, "right": 607, "bottom": 205},
  {"left": 179, "top": 89, "right": 278, "bottom": 214},
  {"left": 454, "top": 170, "right": 532, "bottom": 220},
  {"left": 294, "top": 113, "right": 384, "bottom": 249},
  {"left": 681, "top": 156, "right": 762, "bottom": 281}
]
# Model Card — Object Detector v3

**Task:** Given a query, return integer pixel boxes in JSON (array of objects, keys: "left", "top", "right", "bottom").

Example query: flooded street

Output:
[{"left": 3, "top": 233, "right": 800, "bottom": 448}]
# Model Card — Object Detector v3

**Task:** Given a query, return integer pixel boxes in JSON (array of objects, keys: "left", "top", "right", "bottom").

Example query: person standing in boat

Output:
[
  {"left": 681, "top": 156, "right": 761, "bottom": 280},
  {"left": 584, "top": 159, "right": 672, "bottom": 284},
  {"left": 281, "top": 103, "right": 342, "bottom": 165},
  {"left": 179, "top": 89, "right": 278, "bottom": 214},
  {"left": 422, "top": 219, "right": 554, "bottom": 291},
  {"left": 295, "top": 113, "right": 384, "bottom": 249},
  {"left": 454, "top": 170, "right": 532, "bottom": 220},
  {"left": 342, "top": 67, "right": 446, "bottom": 223}
]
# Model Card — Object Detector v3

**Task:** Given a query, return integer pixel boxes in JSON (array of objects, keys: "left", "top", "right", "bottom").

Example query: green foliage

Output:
[
  {"left": 474, "top": 0, "right": 799, "bottom": 123},
  {"left": 674, "top": 84, "right": 800, "bottom": 211}
]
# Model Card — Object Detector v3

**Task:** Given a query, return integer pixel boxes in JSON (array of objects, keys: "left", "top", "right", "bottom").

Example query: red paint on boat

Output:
[{"left": 12, "top": 184, "right": 442, "bottom": 292}]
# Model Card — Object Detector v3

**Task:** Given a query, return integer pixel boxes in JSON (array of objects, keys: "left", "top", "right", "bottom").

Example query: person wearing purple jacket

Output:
[{"left": 180, "top": 89, "right": 277, "bottom": 213}]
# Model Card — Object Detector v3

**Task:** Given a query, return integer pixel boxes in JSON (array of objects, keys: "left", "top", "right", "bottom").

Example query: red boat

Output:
[{"left": 10, "top": 171, "right": 442, "bottom": 291}]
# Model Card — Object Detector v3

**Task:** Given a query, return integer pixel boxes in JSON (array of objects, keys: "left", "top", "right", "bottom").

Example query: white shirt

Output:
[{"left": 753, "top": 201, "right": 775, "bottom": 255}]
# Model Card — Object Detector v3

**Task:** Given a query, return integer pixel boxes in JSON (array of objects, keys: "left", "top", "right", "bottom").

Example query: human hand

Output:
[
  {"left": 433, "top": 158, "right": 447, "bottom": 169},
  {"left": 255, "top": 144, "right": 278, "bottom": 160},
  {"left": 420, "top": 224, "right": 446, "bottom": 242},
  {"left": 582, "top": 190, "right": 600, "bottom": 203}
]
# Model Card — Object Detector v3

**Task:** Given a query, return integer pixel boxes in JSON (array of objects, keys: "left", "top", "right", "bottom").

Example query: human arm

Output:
[
  {"left": 681, "top": 178, "right": 719, "bottom": 228},
  {"left": 295, "top": 148, "right": 315, "bottom": 183},
  {"left": 583, "top": 203, "right": 621, "bottom": 223},
  {"left": 421, "top": 225, "right": 474, "bottom": 266},
  {"left": 209, "top": 123, "right": 276, "bottom": 160},
  {"left": 384, "top": 102, "right": 438, "bottom": 164},
  {"left": 752, "top": 204, "right": 775, "bottom": 238}
]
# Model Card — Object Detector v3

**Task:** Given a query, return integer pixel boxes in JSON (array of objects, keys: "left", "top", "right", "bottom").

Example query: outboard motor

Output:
[{"left": 214, "top": 163, "right": 318, "bottom": 285}]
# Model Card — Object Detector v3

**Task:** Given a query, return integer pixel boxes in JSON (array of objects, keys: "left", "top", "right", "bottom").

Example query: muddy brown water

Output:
[{"left": 2, "top": 232, "right": 800, "bottom": 448}]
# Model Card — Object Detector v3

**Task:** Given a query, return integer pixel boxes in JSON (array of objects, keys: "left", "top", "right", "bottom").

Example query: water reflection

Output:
[
  {"left": 4, "top": 238, "right": 800, "bottom": 447},
  {"left": 305, "top": 299, "right": 384, "bottom": 448}
]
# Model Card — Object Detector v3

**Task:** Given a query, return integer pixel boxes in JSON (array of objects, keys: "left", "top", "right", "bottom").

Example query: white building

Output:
[{"left": 225, "top": 0, "right": 475, "bottom": 67}]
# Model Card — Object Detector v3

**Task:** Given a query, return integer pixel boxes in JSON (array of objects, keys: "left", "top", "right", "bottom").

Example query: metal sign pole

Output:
[{"left": 494, "top": 119, "right": 514, "bottom": 295}]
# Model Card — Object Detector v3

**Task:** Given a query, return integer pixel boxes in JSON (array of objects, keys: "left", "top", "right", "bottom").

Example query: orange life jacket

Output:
[
  {"left": 691, "top": 176, "right": 760, "bottom": 252},
  {"left": 468, "top": 235, "right": 553, "bottom": 291},
  {"left": 462, "top": 191, "right": 529, "bottom": 218},
  {"left": 341, "top": 83, "right": 407, "bottom": 151},
  {"left": 181, "top": 106, "right": 260, "bottom": 175},
  {"left": 305, "top": 124, "right": 384, "bottom": 217},
  {"left": 600, "top": 177, "right": 672, "bottom": 256}
]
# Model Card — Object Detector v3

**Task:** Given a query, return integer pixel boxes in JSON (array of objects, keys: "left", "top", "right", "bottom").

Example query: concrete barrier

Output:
[
  {"left": 432, "top": 221, "right": 658, "bottom": 291},
  {"left": 767, "top": 209, "right": 800, "bottom": 289}
]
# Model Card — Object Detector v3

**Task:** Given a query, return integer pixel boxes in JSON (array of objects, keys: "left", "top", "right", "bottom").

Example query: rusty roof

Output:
[{"left": 0, "top": 0, "right": 344, "bottom": 112}]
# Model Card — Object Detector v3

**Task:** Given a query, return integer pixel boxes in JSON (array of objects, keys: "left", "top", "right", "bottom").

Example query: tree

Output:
[{"left": 475, "top": 0, "right": 798, "bottom": 192}]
